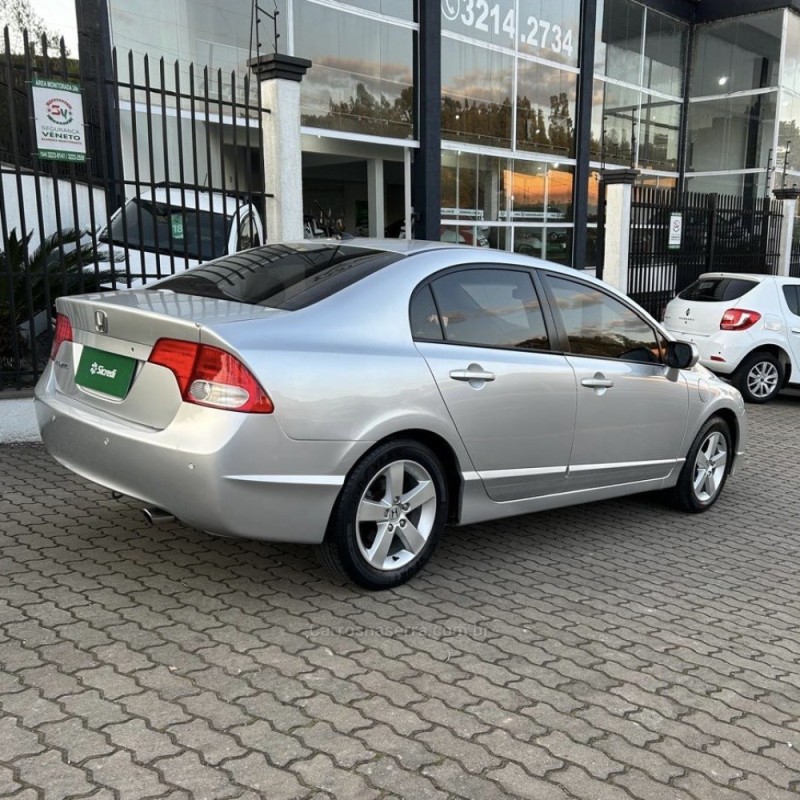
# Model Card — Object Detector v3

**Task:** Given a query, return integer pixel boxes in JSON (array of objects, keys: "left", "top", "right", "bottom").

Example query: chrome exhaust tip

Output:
[{"left": 142, "top": 507, "right": 176, "bottom": 526}]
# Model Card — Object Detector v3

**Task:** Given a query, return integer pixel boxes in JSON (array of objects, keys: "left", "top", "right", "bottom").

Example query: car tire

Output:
[
  {"left": 735, "top": 352, "right": 782, "bottom": 404},
  {"left": 318, "top": 440, "right": 449, "bottom": 590},
  {"left": 672, "top": 416, "right": 732, "bottom": 513}
]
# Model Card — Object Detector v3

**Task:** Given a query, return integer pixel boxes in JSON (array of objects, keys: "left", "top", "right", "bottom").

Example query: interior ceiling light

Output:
[{"left": 718, "top": 76, "right": 729, "bottom": 86}]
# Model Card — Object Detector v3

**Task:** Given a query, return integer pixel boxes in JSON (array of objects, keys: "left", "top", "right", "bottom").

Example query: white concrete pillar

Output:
[
  {"left": 367, "top": 157, "right": 385, "bottom": 238},
  {"left": 403, "top": 147, "right": 413, "bottom": 240},
  {"left": 773, "top": 188, "right": 800, "bottom": 277},
  {"left": 248, "top": 53, "right": 312, "bottom": 242},
  {"left": 599, "top": 169, "right": 639, "bottom": 294}
]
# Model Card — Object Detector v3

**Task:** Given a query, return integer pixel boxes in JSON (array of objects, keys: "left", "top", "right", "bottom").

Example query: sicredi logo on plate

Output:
[{"left": 89, "top": 362, "right": 117, "bottom": 380}]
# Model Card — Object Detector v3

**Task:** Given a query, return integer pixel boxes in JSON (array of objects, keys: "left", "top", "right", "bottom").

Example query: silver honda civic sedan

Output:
[{"left": 36, "top": 240, "right": 746, "bottom": 589}]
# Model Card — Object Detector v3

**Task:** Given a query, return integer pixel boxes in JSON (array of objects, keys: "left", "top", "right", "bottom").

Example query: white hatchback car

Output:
[
  {"left": 663, "top": 272, "right": 800, "bottom": 403},
  {"left": 95, "top": 186, "right": 265, "bottom": 287}
]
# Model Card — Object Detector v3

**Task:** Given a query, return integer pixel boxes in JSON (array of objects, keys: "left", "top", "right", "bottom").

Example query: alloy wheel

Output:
[
  {"left": 692, "top": 431, "right": 728, "bottom": 503},
  {"left": 355, "top": 459, "right": 437, "bottom": 572},
  {"left": 747, "top": 360, "right": 779, "bottom": 399}
]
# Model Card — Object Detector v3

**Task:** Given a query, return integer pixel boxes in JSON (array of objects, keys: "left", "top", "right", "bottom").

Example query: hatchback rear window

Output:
[
  {"left": 678, "top": 277, "right": 757, "bottom": 302},
  {"left": 152, "top": 243, "right": 403, "bottom": 309}
]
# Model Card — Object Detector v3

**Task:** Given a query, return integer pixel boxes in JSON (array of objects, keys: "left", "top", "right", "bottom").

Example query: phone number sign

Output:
[
  {"left": 442, "top": 0, "right": 578, "bottom": 64},
  {"left": 31, "top": 76, "right": 87, "bottom": 163}
]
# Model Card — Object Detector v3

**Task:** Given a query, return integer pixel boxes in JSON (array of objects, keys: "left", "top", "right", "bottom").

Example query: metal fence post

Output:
[
  {"left": 704, "top": 193, "right": 718, "bottom": 271},
  {"left": 598, "top": 168, "right": 639, "bottom": 293},
  {"left": 247, "top": 53, "right": 311, "bottom": 242},
  {"left": 759, "top": 195, "right": 771, "bottom": 271},
  {"left": 773, "top": 187, "right": 800, "bottom": 277}
]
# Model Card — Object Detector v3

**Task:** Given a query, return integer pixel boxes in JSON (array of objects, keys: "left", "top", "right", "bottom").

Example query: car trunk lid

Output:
[{"left": 52, "top": 290, "right": 286, "bottom": 429}]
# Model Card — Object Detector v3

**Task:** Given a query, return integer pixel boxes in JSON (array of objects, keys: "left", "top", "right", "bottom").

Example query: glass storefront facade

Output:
[
  {"left": 781, "top": 12, "right": 800, "bottom": 189},
  {"left": 440, "top": 0, "right": 581, "bottom": 263},
  {"left": 108, "top": 0, "right": 288, "bottom": 93},
  {"left": 685, "top": 10, "right": 783, "bottom": 197},
  {"left": 583, "top": 0, "right": 688, "bottom": 265},
  {"left": 295, "top": 3, "right": 415, "bottom": 139},
  {"left": 100, "top": 0, "right": 800, "bottom": 269},
  {"left": 591, "top": 0, "right": 687, "bottom": 173}
]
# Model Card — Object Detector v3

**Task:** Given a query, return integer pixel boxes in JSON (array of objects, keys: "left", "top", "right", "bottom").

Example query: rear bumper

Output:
[{"left": 34, "top": 372, "right": 368, "bottom": 544}]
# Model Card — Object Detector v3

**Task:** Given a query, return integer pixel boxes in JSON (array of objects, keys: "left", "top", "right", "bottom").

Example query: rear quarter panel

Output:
[{"left": 200, "top": 249, "right": 487, "bottom": 472}]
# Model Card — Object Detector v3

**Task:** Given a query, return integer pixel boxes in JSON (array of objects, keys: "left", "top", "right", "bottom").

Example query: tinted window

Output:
[
  {"left": 101, "top": 198, "right": 228, "bottom": 260},
  {"left": 410, "top": 285, "right": 444, "bottom": 341},
  {"left": 784, "top": 285, "right": 800, "bottom": 316},
  {"left": 428, "top": 269, "right": 549, "bottom": 351},
  {"left": 678, "top": 277, "right": 757, "bottom": 302},
  {"left": 153, "top": 243, "right": 403, "bottom": 309},
  {"left": 546, "top": 276, "right": 661, "bottom": 362},
  {"left": 237, "top": 216, "right": 259, "bottom": 251}
]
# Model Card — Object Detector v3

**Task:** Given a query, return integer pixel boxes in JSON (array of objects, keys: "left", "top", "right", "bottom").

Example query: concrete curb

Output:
[{"left": 0, "top": 397, "right": 41, "bottom": 444}]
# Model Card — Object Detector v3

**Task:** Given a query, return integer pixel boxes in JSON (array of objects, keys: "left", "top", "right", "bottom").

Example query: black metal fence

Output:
[
  {"left": 790, "top": 224, "right": 800, "bottom": 278},
  {"left": 1, "top": 27, "right": 265, "bottom": 389},
  {"left": 628, "top": 187, "right": 783, "bottom": 319}
]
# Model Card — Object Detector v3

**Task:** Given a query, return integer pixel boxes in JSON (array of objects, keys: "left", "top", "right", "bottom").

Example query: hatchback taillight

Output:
[
  {"left": 50, "top": 314, "right": 73, "bottom": 359},
  {"left": 720, "top": 308, "right": 762, "bottom": 331},
  {"left": 148, "top": 339, "right": 273, "bottom": 413}
]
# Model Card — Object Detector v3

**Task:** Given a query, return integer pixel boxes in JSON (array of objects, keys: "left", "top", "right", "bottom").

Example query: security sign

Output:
[
  {"left": 668, "top": 212, "right": 683, "bottom": 250},
  {"left": 31, "top": 76, "right": 86, "bottom": 163}
]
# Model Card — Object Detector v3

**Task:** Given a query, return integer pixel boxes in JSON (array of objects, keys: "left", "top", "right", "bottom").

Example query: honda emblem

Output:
[{"left": 94, "top": 310, "right": 108, "bottom": 334}]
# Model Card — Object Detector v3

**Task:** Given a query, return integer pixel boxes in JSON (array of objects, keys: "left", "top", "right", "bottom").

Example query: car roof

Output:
[{"left": 272, "top": 238, "right": 616, "bottom": 289}]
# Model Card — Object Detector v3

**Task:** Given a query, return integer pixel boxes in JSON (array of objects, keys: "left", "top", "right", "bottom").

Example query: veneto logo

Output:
[{"left": 45, "top": 97, "right": 74, "bottom": 125}]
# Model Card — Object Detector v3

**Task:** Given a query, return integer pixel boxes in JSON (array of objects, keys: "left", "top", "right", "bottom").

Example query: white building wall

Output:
[{"left": 1, "top": 170, "right": 107, "bottom": 250}]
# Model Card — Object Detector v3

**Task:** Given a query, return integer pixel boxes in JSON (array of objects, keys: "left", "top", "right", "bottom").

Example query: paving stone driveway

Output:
[{"left": 2, "top": 397, "right": 800, "bottom": 799}]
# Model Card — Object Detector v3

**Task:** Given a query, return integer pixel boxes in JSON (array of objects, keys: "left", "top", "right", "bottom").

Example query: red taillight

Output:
[
  {"left": 720, "top": 308, "right": 762, "bottom": 331},
  {"left": 148, "top": 339, "right": 198, "bottom": 395},
  {"left": 50, "top": 314, "right": 73, "bottom": 360},
  {"left": 148, "top": 338, "right": 273, "bottom": 413}
]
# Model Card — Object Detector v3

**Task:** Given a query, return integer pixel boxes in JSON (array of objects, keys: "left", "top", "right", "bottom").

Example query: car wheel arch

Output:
[
  {"left": 679, "top": 405, "right": 740, "bottom": 476},
  {"left": 742, "top": 344, "right": 792, "bottom": 386},
  {"left": 328, "top": 429, "right": 464, "bottom": 533},
  {"left": 711, "top": 407, "right": 740, "bottom": 469}
]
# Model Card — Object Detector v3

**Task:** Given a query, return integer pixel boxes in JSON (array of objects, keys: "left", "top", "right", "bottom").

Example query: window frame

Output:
[
  {"left": 408, "top": 264, "right": 559, "bottom": 354},
  {"left": 539, "top": 272, "right": 668, "bottom": 364}
]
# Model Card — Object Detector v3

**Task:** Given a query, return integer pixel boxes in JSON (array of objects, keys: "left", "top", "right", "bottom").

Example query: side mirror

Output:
[{"left": 664, "top": 340, "right": 699, "bottom": 370}]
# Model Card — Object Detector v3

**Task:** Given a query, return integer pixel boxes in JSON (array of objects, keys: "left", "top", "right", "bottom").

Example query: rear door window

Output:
[
  {"left": 423, "top": 268, "right": 551, "bottom": 351},
  {"left": 678, "top": 277, "right": 758, "bottom": 302},
  {"left": 409, "top": 285, "right": 445, "bottom": 341}
]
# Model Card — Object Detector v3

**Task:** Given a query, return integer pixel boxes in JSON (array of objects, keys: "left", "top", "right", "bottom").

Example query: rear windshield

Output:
[
  {"left": 100, "top": 198, "right": 229, "bottom": 261},
  {"left": 151, "top": 243, "right": 404, "bottom": 309},
  {"left": 678, "top": 277, "right": 758, "bottom": 302}
]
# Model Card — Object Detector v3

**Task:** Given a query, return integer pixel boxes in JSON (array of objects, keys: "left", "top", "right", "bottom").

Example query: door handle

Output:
[
  {"left": 581, "top": 377, "right": 614, "bottom": 389},
  {"left": 791, "top": 328, "right": 800, "bottom": 334},
  {"left": 450, "top": 369, "right": 496, "bottom": 382}
]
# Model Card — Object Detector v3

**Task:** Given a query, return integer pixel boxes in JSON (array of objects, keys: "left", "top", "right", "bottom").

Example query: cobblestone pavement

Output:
[{"left": 2, "top": 398, "right": 800, "bottom": 800}]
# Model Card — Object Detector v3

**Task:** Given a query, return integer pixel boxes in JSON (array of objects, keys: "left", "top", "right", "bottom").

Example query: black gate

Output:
[
  {"left": 627, "top": 187, "right": 783, "bottom": 319},
  {"left": 790, "top": 223, "right": 800, "bottom": 278},
  {"left": 1, "top": 27, "right": 265, "bottom": 389}
]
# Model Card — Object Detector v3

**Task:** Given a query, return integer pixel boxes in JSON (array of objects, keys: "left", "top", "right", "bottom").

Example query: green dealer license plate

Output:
[{"left": 75, "top": 346, "right": 136, "bottom": 399}]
